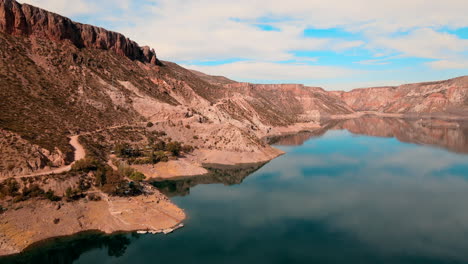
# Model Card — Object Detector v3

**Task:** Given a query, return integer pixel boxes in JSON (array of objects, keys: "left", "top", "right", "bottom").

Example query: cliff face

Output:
[
  {"left": 0, "top": 0, "right": 161, "bottom": 65},
  {"left": 0, "top": 0, "right": 467, "bottom": 177},
  {"left": 330, "top": 76, "right": 468, "bottom": 115}
]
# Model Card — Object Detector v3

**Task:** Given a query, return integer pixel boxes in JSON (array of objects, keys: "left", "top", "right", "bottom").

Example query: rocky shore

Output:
[{"left": 0, "top": 184, "right": 185, "bottom": 256}]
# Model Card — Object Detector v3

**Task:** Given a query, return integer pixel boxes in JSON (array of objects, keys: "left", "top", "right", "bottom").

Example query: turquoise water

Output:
[{"left": 4, "top": 128, "right": 468, "bottom": 264}]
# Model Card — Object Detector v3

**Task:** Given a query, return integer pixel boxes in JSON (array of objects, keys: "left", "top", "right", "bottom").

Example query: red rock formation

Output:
[
  {"left": 330, "top": 76, "right": 468, "bottom": 115},
  {"left": 0, "top": 0, "right": 161, "bottom": 65}
]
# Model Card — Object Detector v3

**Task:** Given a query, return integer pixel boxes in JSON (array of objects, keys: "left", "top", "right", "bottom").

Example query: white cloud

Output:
[
  {"left": 17, "top": 0, "right": 468, "bottom": 89},
  {"left": 184, "top": 61, "right": 359, "bottom": 82},
  {"left": 19, "top": 0, "right": 96, "bottom": 16},
  {"left": 369, "top": 28, "right": 468, "bottom": 59},
  {"left": 428, "top": 58, "right": 468, "bottom": 69}
]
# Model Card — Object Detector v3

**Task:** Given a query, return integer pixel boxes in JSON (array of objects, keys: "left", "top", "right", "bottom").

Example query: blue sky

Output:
[{"left": 21, "top": 0, "right": 468, "bottom": 90}]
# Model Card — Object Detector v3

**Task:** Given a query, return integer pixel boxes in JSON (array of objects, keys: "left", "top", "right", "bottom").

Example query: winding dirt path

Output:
[
  {"left": 9, "top": 135, "right": 86, "bottom": 179},
  {"left": 6, "top": 121, "right": 171, "bottom": 180}
]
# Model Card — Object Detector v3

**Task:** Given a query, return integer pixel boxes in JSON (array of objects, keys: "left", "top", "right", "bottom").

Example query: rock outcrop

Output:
[
  {"left": 330, "top": 76, "right": 468, "bottom": 115},
  {"left": 0, "top": 0, "right": 161, "bottom": 65}
]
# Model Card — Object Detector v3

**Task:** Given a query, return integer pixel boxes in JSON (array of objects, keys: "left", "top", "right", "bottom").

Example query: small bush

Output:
[
  {"left": 182, "top": 145, "right": 194, "bottom": 153},
  {"left": 1, "top": 179, "right": 20, "bottom": 197},
  {"left": 193, "top": 136, "right": 199, "bottom": 140},
  {"left": 87, "top": 193, "right": 102, "bottom": 201},
  {"left": 94, "top": 168, "right": 107, "bottom": 187},
  {"left": 118, "top": 164, "right": 136, "bottom": 178},
  {"left": 45, "top": 190, "right": 61, "bottom": 202},
  {"left": 149, "top": 150, "right": 168, "bottom": 164},
  {"left": 65, "top": 187, "right": 81, "bottom": 201},
  {"left": 153, "top": 140, "right": 166, "bottom": 151},
  {"left": 166, "top": 141, "right": 182, "bottom": 156},
  {"left": 146, "top": 122, "right": 154, "bottom": 128},
  {"left": 114, "top": 144, "right": 141, "bottom": 158},
  {"left": 72, "top": 158, "right": 100, "bottom": 172},
  {"left": 22, "top": 184, "right": 45, "bottom": 199},
  {"left": 129, "top": 172, "right": 146, "bottom": 182}
]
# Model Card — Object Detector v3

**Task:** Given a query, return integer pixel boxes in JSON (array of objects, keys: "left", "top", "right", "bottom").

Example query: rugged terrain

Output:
[
  {"left": 1, "top": 0, "right": 468, "bottom": 257},
  {"left": 330, "top": 76, "right": 468, "bottom": 116},
  {"left": 0, "top": 0, "right": 354, "bottom": 178}
]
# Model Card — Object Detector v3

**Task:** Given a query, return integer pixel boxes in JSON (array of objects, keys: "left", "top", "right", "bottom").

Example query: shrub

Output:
[
  {"left": 45, "top": 190, "right": 61, "bottom": 202},
  {"left": 103, "top": 181, "right": 143, "bottom": 197},
  {"left": 94, "top": 168, "right": 107, "bottom": 187},
  {"left": 21, "top": 184, "right": 45, "bottom": 199},
  {"left": 153, "top": 140, "right": 166, "bottom": 151},
  {"left": 114, "top": 143, "right": 141, "bottom": 158},
  {"left": 146, "top": 122, "right": 154, "bottom": 128},
  {"left": 182, "top": 145, "right": 194, "bottom": 153},
  {"left": 72, "top": 158, "right": 100, "bottom": 172},
  {"left": 166, "top": 141, "right": 182, "bottom": 156},
  {"left": 65, "top": 187, "right": 80, "bottom": 200},
  {"left": 87, "top": 193, "right": 102, "bottom": 201},
  {"left": 1, "top": 179, "right": 19, "bottom": 197},
  {"left": 131, "top": 158, "right": 152, "bottom": 165},
  {"left": 117, "top": 162, "right": 136, "bottom": 178},
  {"left": 193, "top": 136, "right": 199, "bottom": 140},
  {"left": 129, "top": 172, "right": 146, "bottom": 182},
  {"left": 149, "top": 150, "right": 168, "bottom": 164}
]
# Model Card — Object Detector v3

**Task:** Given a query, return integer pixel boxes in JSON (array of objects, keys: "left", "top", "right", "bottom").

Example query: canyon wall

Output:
[
  {"left": 330, "top": 76, "right": 468, "bottom": 115},
  {"left": 0, "top": 0, "right": 161, "bottom": 65}
]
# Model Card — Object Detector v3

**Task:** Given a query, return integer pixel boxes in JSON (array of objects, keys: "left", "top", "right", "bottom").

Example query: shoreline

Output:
[{"left": 2, "top": 113, "right": 468, "bottom": 257}]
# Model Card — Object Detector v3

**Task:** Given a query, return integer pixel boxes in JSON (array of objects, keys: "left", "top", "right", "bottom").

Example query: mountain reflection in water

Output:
[
  {"left": 4, "top": 117, "right": 468, "bottom": 264},
  {"left": 152, "top": 163, "right": 266, "bottom": 197},
  {"left": 272, "top": 117, "right": 468, "bottom": 153}
]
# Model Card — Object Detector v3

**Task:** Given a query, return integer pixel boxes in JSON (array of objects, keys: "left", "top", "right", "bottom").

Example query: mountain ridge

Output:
[
  {"left": 0, "top": 0, "right": 467, "bottom": 178},
  {"left": 0, "top": 0, "right": 161, "bottom": 65}
]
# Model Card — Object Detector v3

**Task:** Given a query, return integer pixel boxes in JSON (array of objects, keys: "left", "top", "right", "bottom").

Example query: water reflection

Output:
[
  {"left": 0, "top": 233, "right": 133, "bottom": 264},
  {"left": 274, "top": 117, "right": 468, "bottom": 154},
  {"left": 4, "top": 117, "right": 468, "bottom": 264},
  {"left": 151, "top": 163, "right": 266, "bottom": 197}
]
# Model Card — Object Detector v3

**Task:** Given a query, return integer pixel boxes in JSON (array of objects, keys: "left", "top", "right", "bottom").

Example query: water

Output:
[{"left": 4, "top": 118, "right": 468, "bottom": 264}]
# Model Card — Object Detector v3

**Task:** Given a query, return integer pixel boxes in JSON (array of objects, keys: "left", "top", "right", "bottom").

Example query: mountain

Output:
[
  {"left": 0, "top": 0, "right": 353, "bottom": 177},
  {"left": 0, "top": 0, "right": 467, "bottom": 178},
  {"left": 330, "top": 76, "right": 468, "bottom": 115}
]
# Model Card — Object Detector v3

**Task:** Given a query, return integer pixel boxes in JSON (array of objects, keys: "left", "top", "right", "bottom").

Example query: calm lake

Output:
[{"left": 3, "top": 117, "right": 468, "bottom": 264}]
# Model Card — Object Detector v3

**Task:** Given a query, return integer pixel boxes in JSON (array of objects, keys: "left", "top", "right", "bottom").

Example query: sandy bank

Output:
[{"left": 0, "top": 185, "right": 185, "bottom": 256}]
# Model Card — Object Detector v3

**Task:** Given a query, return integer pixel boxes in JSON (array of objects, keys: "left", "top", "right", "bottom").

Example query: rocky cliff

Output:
[
  {"left": 0, "top": 0, "right": 161, "bottom": 65},
  {"left": 330, "top": 76, "right": 468, "bottom": 115},
  {"left": 0, "top": 0, "right": 353, "bottom": 177},
  {"left": 0, "top": 0, "right": 466, "bottom": 177}
]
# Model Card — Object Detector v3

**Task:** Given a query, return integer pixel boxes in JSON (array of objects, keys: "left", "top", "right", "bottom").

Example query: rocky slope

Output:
[
  {"left": 0, "top": 0, "right": 160, "bottom": 65},
  {"left": 0, "top": 0, "right": 353, "bottom": 177},
  {"left": 330, "top": 76, "right": 468, "bottom": 115}
]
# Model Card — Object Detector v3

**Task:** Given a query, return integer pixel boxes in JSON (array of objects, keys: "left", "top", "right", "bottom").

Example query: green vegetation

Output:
[
  {"left": 166, "top": 141, "right": 182, "bottom": 156},
  {"left": 149, "top": 150, "right": 169, "bottom": 163},
  {"left": 129, "top": 172, "right": 146, "bottom": 181},
  {"left": 114, "top": 143, "right": 142, "bottom": 158},
  {"left": 0, "top": 180, "right": 62, "bottom": 203},
  {"left": 65, "top": 187, "right": 83, "bottom": 201},
  {"left": 113, "top": 137, "right": 192, "bottom": 165},
  {"left": 146, "top": 122, "right": 154, "bottom": 127},
  {"left": 45, "top": 190, "right": 61, "bottom": 202},
  {"left": 72, "top": 158, "right": 100, "bottom": 172},
  {"left": 0, "top": 178, "right": 20, "bottom": 197}
]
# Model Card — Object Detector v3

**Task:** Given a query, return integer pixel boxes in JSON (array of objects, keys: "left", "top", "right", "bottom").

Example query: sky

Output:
[{"left": 19, "top": 0, "right": 468, "bottom": 91}]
